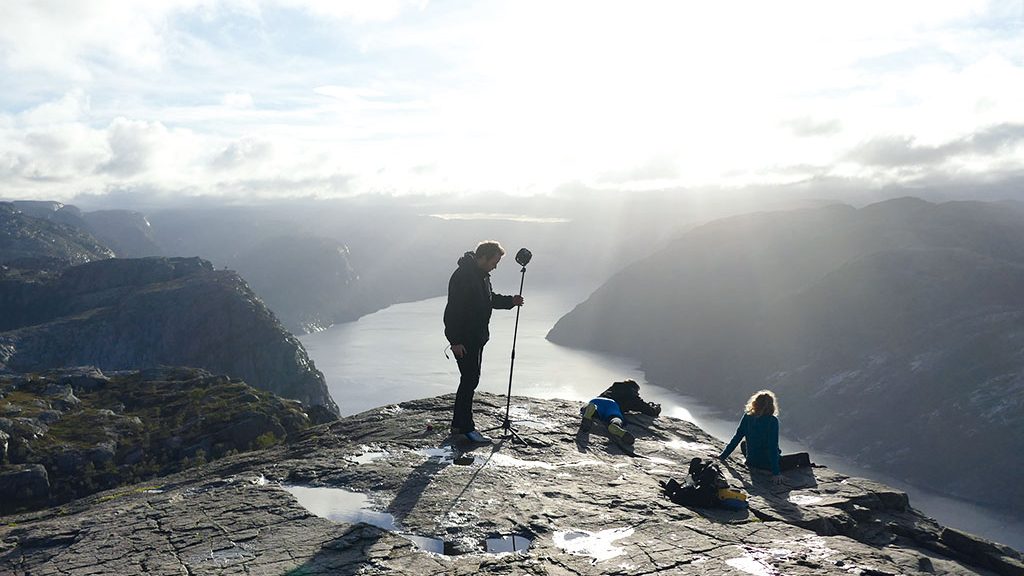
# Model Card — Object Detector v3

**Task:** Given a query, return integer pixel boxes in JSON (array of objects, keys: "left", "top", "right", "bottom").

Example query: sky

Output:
[{"left": 1, "top": 0, "right": 1023, "bottom": 203}]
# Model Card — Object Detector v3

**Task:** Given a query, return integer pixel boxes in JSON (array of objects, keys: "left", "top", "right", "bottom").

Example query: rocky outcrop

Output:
[
  {"left": 0, "top": 394, "right": 1019, "bottom": 575},
  {"left": 0, "top": 256, "right": 338, "bottom": 414},
  {"left": 0, "top": 465, "right": 49, "bottom": 510},
  {"left": 0, "top": 202, "right": 113, "bottom": 269},
  {"left": 548, "top": 197, "right": 1024, "bottom": 516},
  {"left": 0, "top": 366, "right": 327, "bottom": 514}
]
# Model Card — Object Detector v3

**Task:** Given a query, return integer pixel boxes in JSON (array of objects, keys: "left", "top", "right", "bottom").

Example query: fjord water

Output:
[{"left": 301, "top": 286, "right": 1024, "bottom": 551}]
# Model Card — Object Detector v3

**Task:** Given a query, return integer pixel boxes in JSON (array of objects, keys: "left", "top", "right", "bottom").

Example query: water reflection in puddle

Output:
[
  {"left": 350, "top": 448, "right": 389, "bottom": 464},
  {"left": 487, "top": 453, "right": 554, "bottom": 469},
  {"left": 506, "top": 406, "right": 555, "bottom": 429},
  {"left": 284, "top": 485, "right": 400, "bottom": 531},
  {"left": 485, "top": 535, "right": 532, "bottom": 553},
  {"left": 553, "top": 527, "right": 633, "bottom": 562},
  {"left": 284, "top": 485, "right": 531, "bottom": 556},
  {"left": 788, "top": 493, "right": 824, "bottom": 506},
  {"left": 726, "top": 555, "right": 778, "bottom": 576},
  {"left": 666, "top": 439, "right": 713, "bottom": 451},
  {"left": 415, "top": 447, "right": 455, "bottom": 462}
]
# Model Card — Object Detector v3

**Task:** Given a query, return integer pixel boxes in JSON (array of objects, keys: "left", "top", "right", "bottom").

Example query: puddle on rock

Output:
[
  {"left": 285, "top": 485, "right": 401, "bottom": 530},
  {"left": 788, "top": 493, "right": 824, "bottom": 506},
  {"left": 726, "top": 555, "right": 778, "bottom": 576},
  {"left": 414, "top": 446, "right": 455, "bottom": 462},
  {"left": 666, "top": 438, "right": 714, "bottom": 451},
  {"left": 726, "top": 545, "right": 791, "bottom": 576},
  {"left": 486, "top": 453, "right": 555, "bottom": 470},
  {"left": 553, "top": 527, "right": 634, "bottom": 562},
  {"left": 485, "top": 535, "right": 532, "bottom": 553},
  {"left": 505, "top": 406, "right": 555, "bottom": 429},
  {"left": 350, "top": 448, "right": 389, "bottom": 465},
  {"left": 560, "top": 459, "right": 604, "bottom": 468},
  {"left": 285, "top": 485, "right": 528, "bottom": 556}
]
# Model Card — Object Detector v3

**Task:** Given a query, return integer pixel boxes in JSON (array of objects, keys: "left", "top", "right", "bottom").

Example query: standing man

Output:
[{"left": 444, "top": 241, "right": 524, "bottom": 444}]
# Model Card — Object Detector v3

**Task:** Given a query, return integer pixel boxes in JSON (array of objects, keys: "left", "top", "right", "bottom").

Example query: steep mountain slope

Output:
[
  {"left": 232, "top": 236, "right": 363, "bottom": 333},
  {"left": 10, "top": 201, "right": 162, "bottom": 258},
  {"left": 0, "top": 203, "right": 113, "bottom": 268},
  {"left": 548, "top": 198, "right": 1024, "bottom": 513},
  {"left": 0, "top": 257, "right": 338, "bottom": 414}
]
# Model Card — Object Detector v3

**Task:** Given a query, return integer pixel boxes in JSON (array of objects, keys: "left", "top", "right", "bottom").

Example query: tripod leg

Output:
[{"left": 486, "top": 265, "right": 530, "bottom": 445}]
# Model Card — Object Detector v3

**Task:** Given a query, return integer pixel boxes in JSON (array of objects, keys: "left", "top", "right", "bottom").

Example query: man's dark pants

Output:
[{"left": 452, "top": 343, "right": 484, "bottom": 432}]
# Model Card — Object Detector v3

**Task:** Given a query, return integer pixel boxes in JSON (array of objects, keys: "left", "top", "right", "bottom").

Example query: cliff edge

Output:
[{"left": 1, "top": 393, "right": 1019, "bottom": 575}]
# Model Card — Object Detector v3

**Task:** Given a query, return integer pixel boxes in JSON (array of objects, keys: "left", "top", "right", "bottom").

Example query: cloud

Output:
[
  {"left": 784, "top": 118, "right": 843, "bottom": 137},
  {"left": 222, "top": 92, "right": 255, "bottom": 109},
  {"left": 278, "top": 0, "right": 428, "bottom": 23},
  {"left": 848, "top": 123, "right": 1024, "bottom": 168},
  {"left": 0, "top": 1, "right": 427, "bottom": 80},
  {"left": 97, "top": 118, "right": 170, "bottom": 176},
  {"left": 2, "top": 2, "right": 1024, "bottom": 202},
  {"left": 17, "top": 90, "right": 91, "bottom": 125},
  {"left": 211, "top": 137, "right": 273, "bottom": 169},
  {"left": 596, "top": 157, "right": 681, "bottom": 185},
  {"left": 0, "top": 1, "right": 183, "bottom": 78}
]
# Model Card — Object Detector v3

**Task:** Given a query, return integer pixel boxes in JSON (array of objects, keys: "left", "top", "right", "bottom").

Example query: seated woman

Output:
[{"left": 718, "top": 390, "right": 811, "bottom": 484}]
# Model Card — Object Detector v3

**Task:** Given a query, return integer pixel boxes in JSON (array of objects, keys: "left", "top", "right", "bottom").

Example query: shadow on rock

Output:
[
  {"left": 281, "top": 524, "right": 421, "bottom": 576},
  {"left": 385, "top": 456, "right": 451, "bottom": 519}
]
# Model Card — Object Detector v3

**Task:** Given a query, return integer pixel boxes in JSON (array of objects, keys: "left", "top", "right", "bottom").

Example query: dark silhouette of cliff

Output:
[
  {"left": 0, "top": 257, "right": 337, "bottom": 414},
  {"left": 548, "top": 197, "right": 1024, "bottom": 515}
]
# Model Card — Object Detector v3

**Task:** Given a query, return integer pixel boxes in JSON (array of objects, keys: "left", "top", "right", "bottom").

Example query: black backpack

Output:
[{"left": 661, "top": 458, "right": 727, "bottom": 508}]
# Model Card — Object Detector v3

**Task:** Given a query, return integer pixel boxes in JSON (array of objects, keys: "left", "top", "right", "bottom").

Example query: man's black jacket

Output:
[{"left": 444, "top": 252, "right": 515, "bottom": 347}]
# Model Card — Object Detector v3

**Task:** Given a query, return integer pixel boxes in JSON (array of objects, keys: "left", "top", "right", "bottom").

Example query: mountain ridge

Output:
[
  {"left": 548, "top": 197, "right": 1024, "bottom": 515},
  {"left": 0, "top": 256, "right": 338, "bottom": 414}
]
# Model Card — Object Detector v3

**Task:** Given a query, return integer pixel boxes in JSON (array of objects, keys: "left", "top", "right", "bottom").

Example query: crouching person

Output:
[
  {"left": 578, "top": 379, "right": 660, "bottom": 449},
  {"left": 599, "top": 379, "right": 661, "bottom": 417},
  {"left": 579, "top": 397, "right": 635, "bottom": 448}
]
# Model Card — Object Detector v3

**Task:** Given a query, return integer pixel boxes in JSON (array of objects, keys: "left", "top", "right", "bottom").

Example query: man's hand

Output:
[
  {"left": 512, "top": 295, "right": 524, "bottom": 306},
  {"left": 451, "top": 344, "right": 466, "bottom": 359}
]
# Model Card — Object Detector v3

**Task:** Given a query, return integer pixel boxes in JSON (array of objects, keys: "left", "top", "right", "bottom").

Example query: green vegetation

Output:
[
  {"left": 0, "top": 368, "right": 311, "bottom": 512},
  {"left": 0, "top": 390, "right": 45, "bottom": 417}
]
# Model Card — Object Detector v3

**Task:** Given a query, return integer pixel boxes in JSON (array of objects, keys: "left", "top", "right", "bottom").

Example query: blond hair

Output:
[
  {"left": 475, "top": 241, "right": 506, "bottom": 260},
  {"left": 744, "top": 390, "right": 778, "bottom": 417}
]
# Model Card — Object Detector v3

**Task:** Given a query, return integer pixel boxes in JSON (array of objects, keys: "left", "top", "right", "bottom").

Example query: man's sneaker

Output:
[
  {"left": 465, "top": 430, "right": 492, "bottom": 445},
  {"left": 606, "top": 420, "right": 635, "bottom": 446},
  {"left": 579, "top": 402, "right": 597, "bottom": 432}
]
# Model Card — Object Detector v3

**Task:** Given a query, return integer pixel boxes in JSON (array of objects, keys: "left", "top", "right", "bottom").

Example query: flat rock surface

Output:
[{"left": 2, "top": 393, "right": 1021, "bottom": 575}]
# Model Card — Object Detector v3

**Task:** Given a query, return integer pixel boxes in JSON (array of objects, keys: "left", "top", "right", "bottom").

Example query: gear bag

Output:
[{"left": 661, "top": 458, "right": 728, "bottom": 508}]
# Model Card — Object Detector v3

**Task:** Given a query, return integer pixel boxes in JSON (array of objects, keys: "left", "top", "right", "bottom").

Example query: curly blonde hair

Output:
[{"left": 745, "top": 390, "right": 779, "bottom": 417}]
